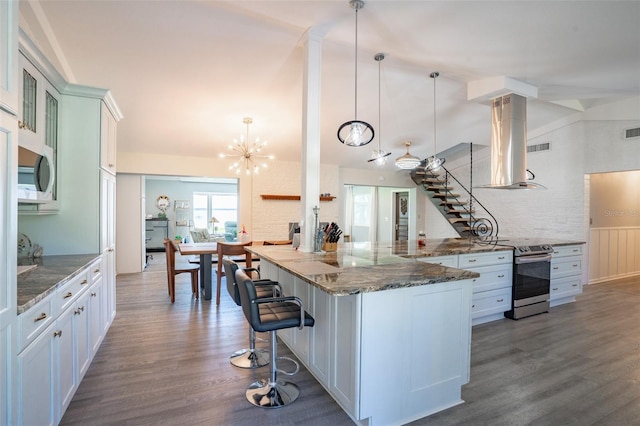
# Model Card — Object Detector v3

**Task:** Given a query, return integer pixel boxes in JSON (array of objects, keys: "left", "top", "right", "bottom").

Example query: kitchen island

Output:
[{"left": 246, "top": 239, "right": 510, "bottom": 425}]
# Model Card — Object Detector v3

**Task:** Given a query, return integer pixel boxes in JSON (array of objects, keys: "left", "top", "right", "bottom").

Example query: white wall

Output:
[{"left": 116, "top": 174, "right": 145, "bottom": 274}]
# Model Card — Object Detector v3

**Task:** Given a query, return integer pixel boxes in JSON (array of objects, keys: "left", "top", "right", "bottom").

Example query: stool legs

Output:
[
  {"left": 245, "top": 331, "right": 299, "bottom": 408},
  {"left": 230, "top": 327, "right": 269, "bottom": 369}
]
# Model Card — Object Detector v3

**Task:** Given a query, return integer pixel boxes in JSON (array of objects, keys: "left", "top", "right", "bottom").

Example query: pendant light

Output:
[
  {"left": 424, "top": 71, "right": 445, "bottom": 172},
  {"left": 395, "top": 141, "right": 421, "bottom": 170},
  {"left": 337, "top": 0, "right": 374, "bottom": 147},
  {"left": 368, "top": 53, "right": 391, "bottom": 165}
]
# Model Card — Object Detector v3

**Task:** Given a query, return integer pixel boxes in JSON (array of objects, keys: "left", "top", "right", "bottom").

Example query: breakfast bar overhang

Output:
[{"left": 247, "top": 242, "right": 482, "bottom": 425}]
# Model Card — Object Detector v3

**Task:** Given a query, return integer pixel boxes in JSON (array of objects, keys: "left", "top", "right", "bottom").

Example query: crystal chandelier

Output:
[
  {"left": 368, "top": 53, "right": 391, "bottom": 165},
  {"left": 219, "top": 117, "right": 274, "bottom": 175}
]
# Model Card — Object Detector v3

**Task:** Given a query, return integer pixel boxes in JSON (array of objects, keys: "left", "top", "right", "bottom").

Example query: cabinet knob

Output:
[
  {"left": 91, "top": 292, "right": 97, "bottom": 297},
  {"left": 109, "top": 163, "right": 115, "bottom": 168},
  {"left": 53, "top": 330, "right": 62, "bottom": 338}
]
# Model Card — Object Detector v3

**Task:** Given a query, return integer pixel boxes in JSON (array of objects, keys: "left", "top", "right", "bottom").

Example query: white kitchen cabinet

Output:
[
  {"left": 417, "top": 254, "right": 458, "bottom": 267},
  {"left": 100, "top": 104, "right": 117, "bottom": 173},
  {"left": 100, "top": 170, "right": 117, "bottom": 329},
  {"left": 16, "top": 258, "right": 107, "bottom": 425},
  {"left": 419, "top": 250, "right": 513, "bottom": 326},
  {"left": 459, "top": 250, "right": 513, "bottom": 326},
  {"left": 1, "top": 7, "right": 19, "bottom": 413},
  {"left": 550, "top": 244, "right": 583, "bottom": 306},
  {"left": 0, "top": 0, "right": 19, "bottom": 116}
]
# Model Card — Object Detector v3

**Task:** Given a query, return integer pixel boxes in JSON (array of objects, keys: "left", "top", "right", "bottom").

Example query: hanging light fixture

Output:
[
  {"left": 337, "top": 0, "right": 374, "bottom": 147},
  {"left": 368, "top": 53, "right": 391, "bottom": 165},
  {"left": 424, "top": 71, "right": 445, "bottom": 172},
  {"left": 219, "top": 117, "right": 274, "bottom": 175},
  {"left": 395, "top": 141, "right": 421, "bottom": 170}
]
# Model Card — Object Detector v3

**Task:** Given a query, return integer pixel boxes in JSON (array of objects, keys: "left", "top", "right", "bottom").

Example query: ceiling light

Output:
[
  {"left": 368, "top": 53, "right": 391, "bottom": 165},
  {"left": 395, "top": 141, "right": 421, "bottom": 170},
  {"left": 219, "top": 117, "right": 274, "bottom": 175},
  {"left": 337, "top": 0, "right": 374, "bottom": 147},
  {"left": 425, "top": 72, "right": 445, "bottom": 172}
]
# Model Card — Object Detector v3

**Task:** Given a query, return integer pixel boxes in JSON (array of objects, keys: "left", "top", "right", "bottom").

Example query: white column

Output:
[{"left": 300, "top": 28, "right": 324, "bottom": 252}]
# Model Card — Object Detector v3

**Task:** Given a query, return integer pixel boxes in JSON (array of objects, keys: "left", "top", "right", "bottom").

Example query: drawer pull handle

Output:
[
  {"left": 553, "top": 267, "right": 559, "bottom": 270},
  {"left": 497, "top": 274, "right": 505, "bottom": 278},
  {"left": 91, "top": 292, "right": 97, "bottom": 297},
  {"left": 572, "top": 264, "right": 578, "bottom": 267},
  {"left": 468, "top": 259, "right": 477, "bottom": 263},
  {"left": 81, "top": 279, "right": 88, "bottom": 285},
  {"left": 64, "top": 292, "right": 73, "bottom": 299},
  {"left": 572, "top": 284, "right": 578, "bottom": 287},
  {"left": 498, "top": 256, "right": 505, "bottom": 260},
  {"left": 553, "top": 287, "right": 559, "bottom": 291},
  {"left": 573, "top": 249, "right": 579, "bottom": 252},
  {"left": 53, "top": 330, "right": 62, "bottom": 338},
  {"left": 34, "top": 312, "right": 47, "bottom": 322},
  {"left": 94, "top": 268, "right": 101, "bottom": 273},
  {"left": 472, "top": 304, "right": 475, "bottom": 308},
  {"left": 74, "top": 306, "right": 85, "bottom": 315},
  {"left": 497, "top": 298, "right": 504, "bottom": 302}
]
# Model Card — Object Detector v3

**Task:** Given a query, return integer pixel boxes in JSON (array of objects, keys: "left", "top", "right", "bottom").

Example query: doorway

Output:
[{"left": 394, "top": 192, "right": 409, "bottom": 241}]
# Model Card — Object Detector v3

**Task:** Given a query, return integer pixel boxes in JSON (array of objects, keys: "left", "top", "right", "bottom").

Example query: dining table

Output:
[{"left": 177, "top": 242, "right": 217, "bottom": 300}]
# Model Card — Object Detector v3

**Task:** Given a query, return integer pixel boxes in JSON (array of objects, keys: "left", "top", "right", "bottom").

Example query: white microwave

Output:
[{"left": 17, "top": 145, "right": 55, "bottom": 203}]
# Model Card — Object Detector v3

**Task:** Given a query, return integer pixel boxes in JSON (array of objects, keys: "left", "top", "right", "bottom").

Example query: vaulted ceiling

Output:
[{"left": 21, "top": 1, "right": 640, "bottom": 171}]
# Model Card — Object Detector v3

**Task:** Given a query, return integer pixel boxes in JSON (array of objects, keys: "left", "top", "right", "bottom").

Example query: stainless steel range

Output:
[{"left": 504, "top": 243, "right": 554, "bottom": 320}]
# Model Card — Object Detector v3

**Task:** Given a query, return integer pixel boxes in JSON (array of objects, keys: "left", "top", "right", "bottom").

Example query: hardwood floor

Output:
[{"left": 61, "top": 268, "right": 640, "bottom": 426}]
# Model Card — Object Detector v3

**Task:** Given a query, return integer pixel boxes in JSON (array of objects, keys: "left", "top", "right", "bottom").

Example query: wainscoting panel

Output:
[{"left": 589, "top": 227, "right": 640, "bottom": 283}]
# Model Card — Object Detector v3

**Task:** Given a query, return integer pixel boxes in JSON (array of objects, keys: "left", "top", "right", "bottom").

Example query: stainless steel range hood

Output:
[{"left": 480, "top": 93, "right": 545, "bottom": 189}]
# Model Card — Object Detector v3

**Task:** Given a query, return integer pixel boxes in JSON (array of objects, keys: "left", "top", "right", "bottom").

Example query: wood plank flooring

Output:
[{"left": 61, "top": 267, "right": 640, "bottom": 426}]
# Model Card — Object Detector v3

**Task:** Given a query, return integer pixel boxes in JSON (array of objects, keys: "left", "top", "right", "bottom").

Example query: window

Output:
[{"left": 193, "top": 192, "right": 238, "bottom": 234}]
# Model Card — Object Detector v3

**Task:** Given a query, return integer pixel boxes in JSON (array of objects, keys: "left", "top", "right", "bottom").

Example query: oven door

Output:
[{"left": 513, "top": 254, "right": 551, "bottom": 306}]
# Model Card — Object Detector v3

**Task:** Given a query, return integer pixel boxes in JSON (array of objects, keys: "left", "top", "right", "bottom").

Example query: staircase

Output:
[{"left": 410, "top": 162, "right": 499, "bottom": 239}]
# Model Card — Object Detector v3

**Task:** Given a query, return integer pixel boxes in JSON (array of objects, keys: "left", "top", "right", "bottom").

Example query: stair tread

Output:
[
  {"left": 449, "top": 218, "right": 471, "bottom": 223},
  {"left": 441, "top": 201, "right": 468, "bottom": 205},
  {"left": 432, "top": 193, "right": 461, "bottom": 198}
]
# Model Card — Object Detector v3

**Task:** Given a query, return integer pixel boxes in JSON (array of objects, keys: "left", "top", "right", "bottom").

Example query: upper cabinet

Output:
[
  {"left": 100, "top": 103, "right": 117, "bottom": 174},
  {"left": 0, "top": 0, "right": 18, "bottom": 116},
  {"left": 18, "top": 54, "right": 60, "bottom": 155}
]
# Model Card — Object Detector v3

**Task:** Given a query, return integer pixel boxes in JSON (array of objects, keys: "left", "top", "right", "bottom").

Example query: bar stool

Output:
[
  {"left": 222, "top": 257, "right": 281, "bottom": 369},
  {"left": 235, "top": 269, "right": 315, "bottom": 408}
]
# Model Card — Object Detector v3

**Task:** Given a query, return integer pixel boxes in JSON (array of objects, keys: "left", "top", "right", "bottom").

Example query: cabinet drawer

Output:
[
  {"left": 18, "top": 295, "right": 56, "bottom": 351},
  {"left": 471, "top": 288, "right": 511, "bottom": 318},
  {"left": 550, "top": 276, "right": 582, "bottom": 301},
  {"left": 58, "top": 271, "right": 90, "bottom": 312},
  {"left": 89, "top": 257, "right": 104, "bottom": 284},
  {"left": 551, "top": 257, "right": 582, "bottom": 278},
  {"left": 417, "top": 255, "right": 458, "bottom": 267},
  {"left": 552, "top": 245, "right": 583, "bottom": 258},
  {"left": 459, "top": 250, "right": 512, "bottom": 268},
  {"left": 469, "top": 264, "right": 512, "bottom": 293}
]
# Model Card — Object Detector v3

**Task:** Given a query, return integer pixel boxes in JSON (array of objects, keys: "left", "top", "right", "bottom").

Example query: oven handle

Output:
[{"left": 515, "top": 254, "right": 552, "bottom": 264}]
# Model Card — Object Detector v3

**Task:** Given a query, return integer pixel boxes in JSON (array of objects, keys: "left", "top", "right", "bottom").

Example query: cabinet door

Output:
[
  {"left": 56, "top": 306, "right": 76, "bottom": 420},
  {"left": 75, "top": 291, "right": 92, "bottom": 380},
  {"left": 0, "top": 0, "right": 18, "bottom": 115},
  {"left": 18, "top": 322, "right": 56, "bottom": 426},
  {"left": 18, "top": 54, "right": 42, "bottom": 152},
  {"left": 100, "top": 104, "right": 117, "bottom": 173},
  {"left": 89, "top": 278, "right": 104, "bottom": 355}
]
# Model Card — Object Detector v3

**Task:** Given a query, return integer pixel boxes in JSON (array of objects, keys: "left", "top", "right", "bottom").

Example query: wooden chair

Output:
[
  {"left": 216, "top": 241, "right": 252, "bottom": 305},
  {"left": 163, "top": 238, "right": 199, "bottom": 303}
]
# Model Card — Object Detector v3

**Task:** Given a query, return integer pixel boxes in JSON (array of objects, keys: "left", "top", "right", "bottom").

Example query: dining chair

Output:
[
  {"left": 216, "top": 241, "right": 253, "bottom": 305},
  {"left": 163, "top": 238, "right": 199, "bottom": 303}
]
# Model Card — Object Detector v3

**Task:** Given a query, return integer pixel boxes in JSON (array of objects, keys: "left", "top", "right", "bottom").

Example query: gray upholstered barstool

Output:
[
  {"left": 222, "top": 257, "right": 280, "bottom": 369},
  {"left": 235, "top": 269, "right": 315, "bottom": 408}
]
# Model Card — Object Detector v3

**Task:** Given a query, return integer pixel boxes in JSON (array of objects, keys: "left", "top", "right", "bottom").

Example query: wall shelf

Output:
[{"left": 260, "top": 194, "right": 336, "bottom": 201}]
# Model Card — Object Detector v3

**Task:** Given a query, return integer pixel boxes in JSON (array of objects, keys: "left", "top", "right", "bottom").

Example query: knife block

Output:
[{"left": 323, "top": 242, "right": 338, "bottom": 252}]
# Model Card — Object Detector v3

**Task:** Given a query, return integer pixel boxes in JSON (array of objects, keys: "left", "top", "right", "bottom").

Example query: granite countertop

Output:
[
  {"left": 246, "top": 238, "right": 497, "bottom": 296},
  {"left": 17, "top": 254, "right": 101, "bottom": 314}
]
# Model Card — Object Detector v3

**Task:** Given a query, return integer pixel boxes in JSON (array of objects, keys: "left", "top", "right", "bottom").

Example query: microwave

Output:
[{"left": 17, "top": 145, "right": 55, "bottom": 203}]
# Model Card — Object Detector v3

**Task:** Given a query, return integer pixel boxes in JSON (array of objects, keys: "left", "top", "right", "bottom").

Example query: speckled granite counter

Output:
[
  {"left": 17, "top": 254, "right": 101, "bottom": 314},
  {"left": 246, "top": 238, "right": 512, "bottom": 296}
]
